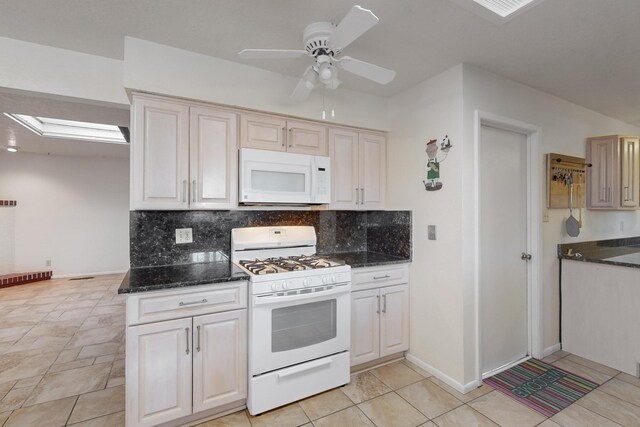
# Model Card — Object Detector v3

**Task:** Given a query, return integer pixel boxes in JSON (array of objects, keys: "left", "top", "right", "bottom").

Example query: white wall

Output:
[
  {"left": 387, "top": 65, "right": 466, "bottom": 385},
  {"left": 0, "top": 206, "right": 15, "bottom": 275},
  {"left": 123, "top": 38, "right": 389, "bottom": 131},
  {"left": 0, "top": 151, "right": 130, "bottom": 277},
  {"left": 460, "top": 64, "right": 640, "bottom": 384}
]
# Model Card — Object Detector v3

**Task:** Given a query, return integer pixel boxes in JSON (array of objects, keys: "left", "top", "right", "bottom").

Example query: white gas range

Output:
[{"left": 231, "top": 226, "right": 351, "bottom": 415}]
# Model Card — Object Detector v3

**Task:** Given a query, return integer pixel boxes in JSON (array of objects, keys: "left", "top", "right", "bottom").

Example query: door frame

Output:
[{"left": 473, "top": 110, "right": 543, "bottom": 382}]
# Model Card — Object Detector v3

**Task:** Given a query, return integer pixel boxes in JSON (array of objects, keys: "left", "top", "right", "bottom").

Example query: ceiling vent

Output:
[{"left": 450, "top": 0, "right": 545, "bottom": 23}]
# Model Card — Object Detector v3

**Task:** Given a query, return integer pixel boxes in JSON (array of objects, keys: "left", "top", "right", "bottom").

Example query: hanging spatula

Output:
[{"left": 566, "top": 173, "right": 580, "bottom": 237}]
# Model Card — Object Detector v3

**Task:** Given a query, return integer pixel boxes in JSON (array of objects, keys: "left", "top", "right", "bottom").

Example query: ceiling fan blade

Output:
[
  {"left": 238, "top": 49, "right": 308, "bottom": 59},
  {"left": 335, "top": 56, "right": 396, "bottom": 85},
  {"left": 291, "top": 67, "right": 319, "bottom": 102},
  {"left": 329, "top": 5, "right": 379, "bottom": 52}
]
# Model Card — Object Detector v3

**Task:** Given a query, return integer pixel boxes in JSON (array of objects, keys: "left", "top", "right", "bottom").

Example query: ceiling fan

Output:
[{"left": 238, "top": 5, "right": 396, "bottom": 101}]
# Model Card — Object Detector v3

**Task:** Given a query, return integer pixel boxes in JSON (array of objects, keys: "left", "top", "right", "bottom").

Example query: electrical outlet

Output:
[
  {"left": 428, "top": 225, "right": 437, "bottom": 240},
  {"left": 175, "top": 228, "right": 193, "bottom": 244},
  {"left": 45, "top": 259, "right": 51, "bottom": 267}
]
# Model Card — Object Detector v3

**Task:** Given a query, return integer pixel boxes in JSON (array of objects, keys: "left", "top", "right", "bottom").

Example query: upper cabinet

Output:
[
  {"left": 587, "top": 135, "right": 639, "bottom": 210},
  {"left": 131, "top": 94, "right": 237, "bottom": 210},
  {"left": 240, "top": 113, "right": 328, "bottom": 156},
  {"left": 329, "top": 128, "right": 386, "bottom": 210}
]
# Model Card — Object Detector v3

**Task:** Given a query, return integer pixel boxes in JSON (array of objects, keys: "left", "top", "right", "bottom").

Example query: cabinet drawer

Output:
[
  {"left": 127, "top": 281, "right": 247, "bottom": 326},
  {"left": 352, "top": 265, "right": 408, "bottom": 291}
]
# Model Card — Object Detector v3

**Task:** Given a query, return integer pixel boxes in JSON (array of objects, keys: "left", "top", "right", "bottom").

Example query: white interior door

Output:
[{"left": 480, "top": 124, "right": 529, "bottom": 375}]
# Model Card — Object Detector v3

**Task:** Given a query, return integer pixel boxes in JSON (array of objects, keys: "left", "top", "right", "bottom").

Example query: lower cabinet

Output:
[
  {"left": 126, "top": 283, "right": 247, "bottom": 427},
  {"left": 351, "top": 283, "right": 409, "bottom": 366}
]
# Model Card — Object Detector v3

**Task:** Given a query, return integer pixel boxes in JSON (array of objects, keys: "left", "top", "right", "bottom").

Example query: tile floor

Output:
[{"left": 1, "top": 274, "right": 640, "bottom": 427}]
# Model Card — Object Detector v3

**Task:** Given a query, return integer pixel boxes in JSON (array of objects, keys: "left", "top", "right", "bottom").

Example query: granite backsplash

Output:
[{"left": 130, "top": 210, "right": 411, "bottom": 268}]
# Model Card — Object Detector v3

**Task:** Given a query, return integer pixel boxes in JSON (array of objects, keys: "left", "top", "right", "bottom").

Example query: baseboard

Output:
[
  {"left": 405, "top": 352, "right": 479, "bottom": 394},
  {"left": 52, "top": 270, "right": 127, "bottom": 279},
  {"left": 542, "top": 343, "right": 562, "bottom": 358}
]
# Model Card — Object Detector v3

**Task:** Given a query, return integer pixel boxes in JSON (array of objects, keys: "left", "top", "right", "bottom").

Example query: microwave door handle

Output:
[{"left": 253, "top": 285, "right": 350, "bottom": 306}]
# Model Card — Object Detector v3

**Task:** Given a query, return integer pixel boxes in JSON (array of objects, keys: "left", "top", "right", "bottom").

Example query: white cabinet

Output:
[
  {"left": 131, "top": 94, "right": 238, "bottom": 210},
  {"left": 240, "top": 113, "right": 328, "bottom": 156},
  {"left": 330, "top": 128, "right": 386, "bottom": 210},
  {"left": 126, "top": 282, "right": 247, "bottom": 427},
  {"left": 350, "top": 265, "right": 409, "bottom": 367},
  {"left": 587, "top": 135, "right": 639, "bottom": 210}
]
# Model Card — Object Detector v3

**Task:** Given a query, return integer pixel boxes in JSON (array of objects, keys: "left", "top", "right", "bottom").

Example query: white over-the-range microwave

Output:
[{"left": 239, "top": 148, "right": 330, "bottom": 205}]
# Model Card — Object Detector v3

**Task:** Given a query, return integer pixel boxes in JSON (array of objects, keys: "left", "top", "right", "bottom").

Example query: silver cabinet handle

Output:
[
  {"left": 185, "top": 327, "right": 190, "bottom": 355},
  {"left": 356, "top": 188, "right": 359, "bottom": 205},
  {"left": 179, "top": 298, "right": 208, "bottom": 307},
  {"left": 288, "top": 127, "right": 292, "bottom": 147},
  {"left": 373, "top": 275, "right": 390, "bottom": 280},
  {"left": 382, "top": 294, "right": 387, "bottom": 313},
  {"left": 361, "top": 188, "right": 364, "bottom": 203},
  {"left": 196, "top": 325, "right": 201, "bottom": 352},
  {"left": 376, "top": 295, "right": 380, "bottom": 314},
  {"left": 608, "top": 187, "right": 612, "bottom": 203},
  {"left": 192, "top": 180, "right": 197, "bottom": 203},
  {"left": 281, "top": 127, "right": 285, "bottom": 147},
  {"left": 182, "top": 180, "right": 187, "bottom": 203}
]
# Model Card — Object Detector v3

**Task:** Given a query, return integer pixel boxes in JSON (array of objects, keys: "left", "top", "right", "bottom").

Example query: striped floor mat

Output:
[{"left": 483, "top": 358, "right": 598, "bottom": 416}]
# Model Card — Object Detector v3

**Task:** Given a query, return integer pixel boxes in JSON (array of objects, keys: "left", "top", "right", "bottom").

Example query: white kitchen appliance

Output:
[
  {"left": 239, "top": 148, "right": 330, "bottom": 205},
  {"left": 231, "top": 226, "right": 351, "bottom": 415}
]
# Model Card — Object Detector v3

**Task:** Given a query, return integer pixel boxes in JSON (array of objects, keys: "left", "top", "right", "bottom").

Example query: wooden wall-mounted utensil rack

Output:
[{"left": 547, "top": 153, "right": 590, "bottom": 209}]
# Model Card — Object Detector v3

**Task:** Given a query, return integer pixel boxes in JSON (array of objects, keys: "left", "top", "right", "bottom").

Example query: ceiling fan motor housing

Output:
[{"left": 303, "top": 22, "right": 339, "bottom": 57}]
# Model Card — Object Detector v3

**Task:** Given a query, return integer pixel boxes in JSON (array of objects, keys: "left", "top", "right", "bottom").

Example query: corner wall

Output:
[{"left": 0, "top": 151, "right": 130, "bottom": 277}]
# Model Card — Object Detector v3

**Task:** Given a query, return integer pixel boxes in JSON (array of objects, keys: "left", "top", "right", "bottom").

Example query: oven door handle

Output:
[
  {"left": 277, "top": 358, "right": 332, "bottom": 379},
  {"left": 253, "top": 285, "right": 350, "bottom": 306}
]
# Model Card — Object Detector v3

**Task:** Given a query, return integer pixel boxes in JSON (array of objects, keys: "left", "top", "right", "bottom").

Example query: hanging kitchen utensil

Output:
[
  {"left": 566, "top": 173, "right": 580, "bottom": 237},
  {"left": 578, "top": 176, "right": 583, "bottom": 228}
]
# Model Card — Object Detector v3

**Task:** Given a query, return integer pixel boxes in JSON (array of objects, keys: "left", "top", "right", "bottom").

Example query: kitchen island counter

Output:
[
  {"left": 118, "top": 261, "right": 249, "bottom": 294},
  {"left": 558, "top": 236, "right": 640, "bottom": 269}
]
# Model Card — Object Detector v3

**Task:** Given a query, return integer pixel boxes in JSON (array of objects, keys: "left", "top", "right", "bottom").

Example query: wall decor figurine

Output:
[{"left": 423, "top": 135, "right": 453, "bottom": 191}]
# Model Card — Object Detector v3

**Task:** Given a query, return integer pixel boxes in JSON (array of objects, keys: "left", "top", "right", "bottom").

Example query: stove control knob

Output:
[
  {"left": 322, "top": 276, "right": 328, "bottom": 285},
  {"left": 271, "top": 283, "right": 277, "bottom": 292},
  {"left": 302, "top": 279, "right": 309, "bottom": 287},
  {"left": 281, "top": 281, "right": 288, "bottom": 290},
  {"left": 331, "top": 276, "right": 336, "bottom": 284}
]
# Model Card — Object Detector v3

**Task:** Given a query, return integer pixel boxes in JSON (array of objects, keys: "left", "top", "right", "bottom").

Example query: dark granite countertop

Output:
[
  {"left": 320, "top": 251, "right": 411, "bottom": 268},
  {"left": 558, "top": 237, "right": 640, "bottom": 269},
  {"left": 118, "top": 261, "right": 249, "bottom": 294}
]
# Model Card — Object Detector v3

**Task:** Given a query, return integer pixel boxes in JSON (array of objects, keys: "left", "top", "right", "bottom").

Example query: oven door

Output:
[{"left": 250, "top": 283, "right": 351, "bottom": 376}]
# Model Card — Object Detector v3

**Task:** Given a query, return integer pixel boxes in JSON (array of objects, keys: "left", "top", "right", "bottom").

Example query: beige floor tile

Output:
[
  {"left": 369, "top": 361, "right": 424, "bottom": 390},
  {"left": 401, "top": 359, "right": 433, "bottom": 378},
  {"left": 552, "top": 358, "right": 613, "bottom": 385},
  {"left": 598, "top": 377, "right": 640, "bottom": 407},
  {"left": 66, "top": 325, "right": 123, "bottom": 349},
  {"left": 67, "top": 384, "right": 124, "bottom": 424},
  {"left": 67, "top": 410, "right": 125, "bottom": 427},
  {"left": 77, "top": 342, "right": 119, "bottom": 359},
  {"left": 358, "top": 392, "right": 427, "bottom": 427},
  {"left": 433, "top": 405, "right": 499, "bottom": 427},
  {"left": 537, "top": 420, "right": 563, "bottom": 427},
  {"left": 23, "top": 363, "right": 111, "bottom": 406},
  {"left": 616, "top": 372, "right": 640, "bottom": 388},
  {"left": 90, "top": 305, "right": 125, "bottom": 316},
  {"left": 108, "top": 359, "right": 125, "bottom": 383},
  {"left": 313, "top": 406, "right": 374, "bottom": 427},
  {"left": 428, "top": 376, "right": 494, "bottom": 403},
  {"left": 248, "top": 403, "right": 309, "bottom": 427},
  {"left": 4, "top": 336, "right": 71, "bottom": 354},
  {"left": 298, "top": 388, "right": 353, "bottom": 420},
  {"left": 19, "top": 322, "right": 78, "bottom": 340},
  {"left": 0, "top": 381, "right": 16, "bottom": 399},
  {"left": 564, "top": 354, "right": 620, "bottom": 377},
  {"left": 576, "top": 389, "right": 640, "bottom": 426},
  {"left": 95, "top": 354, "right": 116, "bottom": 365},
  {"left": 419, "top": 422, "right": 437, "bottom": 427},
  {"left": 195, "top": 410, "right": 251, "bottom": 427},
  {"left": 55, "top": 347, "right": 81, "bottom": 364},
  {"left": 0, "top": 387, "right": 31, "bottom": 412},
  {"left": 3, "top": 396, "right": 76, "bottom": 427},
  {"left": 48, "top": 358, "right": 95, "bottom": 374},
  {"left": 0, "top": 411, "right": 11, "bottom": 426},
  {"left": 468, "top": 391, "right": 546, "bottom": 427},
  {"left": 12, "top": 375, "right": 43, "bottom": 389},
  {"left": 0, "top": 326, "right": 33, "bottom": 343},
  {"left": 340, "top": 372, "right": 391, "bottom": 404},
  {"left": 0, "top": 350, "right": 58, "bottom": 383},
  {"left": 396, "top": 379, "right": 463, "bottom": 419},
  {"left": 55, "top": 299, "right": 99, "bottom": 312},
  {"left": 551, "top": 403, "right": 622, "bottom": 427}
]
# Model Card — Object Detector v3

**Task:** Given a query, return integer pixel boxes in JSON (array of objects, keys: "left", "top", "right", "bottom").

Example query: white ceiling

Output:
[{"left": 0, "top": 0, "right": 639, "bottom": 127}]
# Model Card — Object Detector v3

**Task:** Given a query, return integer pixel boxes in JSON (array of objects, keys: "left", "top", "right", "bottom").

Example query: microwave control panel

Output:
[{"left": 313, "top": 156, "right": 331, "bottom": 200}]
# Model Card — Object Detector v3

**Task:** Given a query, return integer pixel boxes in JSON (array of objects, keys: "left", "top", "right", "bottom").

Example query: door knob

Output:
[{"left": 521, "top": 252, "right": 532, "bottom": 260}]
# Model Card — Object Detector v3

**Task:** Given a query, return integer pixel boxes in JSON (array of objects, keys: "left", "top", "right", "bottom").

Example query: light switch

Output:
[
  {"left": 175, "top": 228, "right": 193, "bottom": 244},
  {"left": 428, "top": 225, "right": 436, "bottom": 240}
]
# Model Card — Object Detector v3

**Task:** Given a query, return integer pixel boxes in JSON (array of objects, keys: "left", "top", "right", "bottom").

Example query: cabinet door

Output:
[
  {"left": 193, "top": 309, "right": 247, "bottom": 413},
  {"left": 131, "top": 96, "right": 190, "bottom": 210},
  {"left": 351, "top": 289, "right": 380, "bottom": 366},
  {"left": 329, "top": 128, "right": 360, "bottom": 209},
  {"left": 380, "top": 284, "right": 409, "bottom": 357},
  {"left": 190, "top": 107, "right": 238, "bottom": 209},
  {"left": 620, "top": 137, "right": 639, "bottom": 208},
  {"left": 126, "top": 318, "right": 192, "bottom": 427},
  {"left": 359, "top": 132, "right": 386, "bottom": 209},
  {"left": 587, "top": 137, "right": 617, "bottom": 208},
  {"left": 240, "top": 113, "right": 286, "bottom": 152},
  {"left": 287, "top": 120, "right": 328, "bottom": 156}
]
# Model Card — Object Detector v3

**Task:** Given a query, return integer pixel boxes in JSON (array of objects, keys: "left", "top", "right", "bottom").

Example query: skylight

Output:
[
  {"left": 4, "top": 113, "right": 128, "bottom": 144},
  {"left": 472, "top": 0, "right": 540, "bottom": 18}
]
